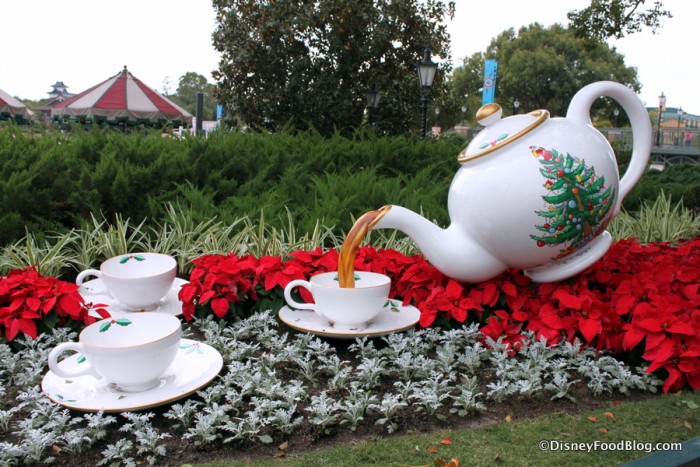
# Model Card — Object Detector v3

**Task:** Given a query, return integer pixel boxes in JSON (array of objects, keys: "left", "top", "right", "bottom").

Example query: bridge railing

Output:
[{"left": 599, "top": 128, "right": 700, "bottom": 151}]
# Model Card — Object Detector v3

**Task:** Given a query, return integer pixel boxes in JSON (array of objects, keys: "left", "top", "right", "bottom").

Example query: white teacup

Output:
[
  {"left": 48, "top": 313, "right": 182, "bottom": 392},
  {"left": 284, "top": 271, "right": 391, "bottom": 329},
  {"left": 76, "top": 253, "right": 177, "bottom": 310}
]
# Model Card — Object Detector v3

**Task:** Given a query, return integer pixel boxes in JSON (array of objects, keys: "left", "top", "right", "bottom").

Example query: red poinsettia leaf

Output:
[
  {"left": 482, "top": 282, "right": 498, "bottom": 306},
  {"left": 643, "top": 342, "right": 675, "bottom": 363},
  {"left": 25, "top": 297, "right": 41, "bottom": 312},
  {"left": 419, "top": 310, "right": 437, "bottom": 328},
  {"left": 503, "top": 281, "right": 519, "bottom": 298},
  {"left": 5, "top": 319, "right": 20, "bottom": 341},
  {"left": 682, "top": 284, "right": 699, "bottom": 301},
  {"left": 678, "top": 357, "right": 700, "bottom": 374},
  {"left": 211, "top": 298, "right": 230, "bottom": 319},
  {"left": 636, "top": 318, "right": 663, "bottom": 333},
  {"left": 94, "top": 307, "right": 111, "bottom": 319},
  {"left": 644, "top": 332, "right": 668, "bottom": 351},
  {"left": 18, "top": 318, "right": 38, "bottom": 339},
  {"left": 189, "top": 267, "right": 206, "bottom": 282},
  {"left": 579, "top": 318, "right": 602, "bottom": 343},
  {"left": 512, "top": 310, "right": 528, "bottom": 322},
  {"left": 178, "top": 284, "right": 198, "bottom": 303},
  {"left": 614, "top": 295, "right": 637, "bottom": 316},
  {"left": 182, "top": 301, "right": 195, "bottom": 322},
  {"left": 540, "top": 313, "right": 564, "bottom": 330},
  {"left": 687, "top": 372, "right": 700, "bottom": 390},
  {"left": 450, "top": 306, "right": 467, "bottom": 323},
  {"left": 666, "top": 322, "right": 697, "bottom": 336},
  {"left": 553, "top": 289, "right": 583, "bottom": 310},
  {"left": 621, "top": 327, "right": 646, "bottom": 351},
  {"left": 41, "top": 296, "right": 58, "bottom": 313},
  {"left": 199, "top": 290, "right": 216, "bottom": 304},
  {"left": 662, "top": 367, "right": 684, "bottom": 394},
  {"left": 57, "top": 295, "right": 84, "bottom": 318},
  {"left": 9, "top": 297, "right": 25, "bottom": 312}
]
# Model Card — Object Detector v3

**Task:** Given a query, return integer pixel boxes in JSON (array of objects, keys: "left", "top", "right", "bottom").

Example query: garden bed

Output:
[
  {"left": 0, "top": 313, "right": 660, "bottom": 466},
  {"left": 0, "top": 237, "right": 698, "bottom": 465}
]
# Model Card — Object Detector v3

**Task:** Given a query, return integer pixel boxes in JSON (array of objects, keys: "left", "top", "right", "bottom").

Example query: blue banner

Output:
[{"left": 482, "top": 59, "right": 498, "bottom": 105}]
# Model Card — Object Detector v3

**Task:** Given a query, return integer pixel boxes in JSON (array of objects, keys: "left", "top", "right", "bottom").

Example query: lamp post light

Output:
[
  {"left": 613, "top": 108, "right": 620, "bottom": 127},
  {"left": 461, "top": 105, "right": 467, "bottom": 125},
  {"left": 364, "top": 86, "right": 381, "bottom": 127},
  {"left": 417, "top": 48, "right": 437, "bottom": 138},
  {"left": 512, "top": 98, "right": 520, "bottom": 115},
  {"left": 656, "top": 92, "right": 666, "bottom": 146}
]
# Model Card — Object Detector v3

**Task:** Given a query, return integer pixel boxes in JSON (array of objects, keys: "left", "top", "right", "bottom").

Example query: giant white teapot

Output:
[{"left": 370, "top": 81, "right": 651, "bottom": 282}]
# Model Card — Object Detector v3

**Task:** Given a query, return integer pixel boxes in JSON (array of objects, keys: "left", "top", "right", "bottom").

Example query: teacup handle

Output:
[
  {"left": 48, "top": 342, "right": 101, "bottom": 380},
  {"left": 284, "top": 280, "right": 322, "bottom": 314},
  {"left": 76, "top": 269, "right": 109, "bottom": 296}
]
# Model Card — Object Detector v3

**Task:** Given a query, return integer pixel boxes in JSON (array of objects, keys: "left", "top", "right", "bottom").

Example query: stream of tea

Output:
[{"left": 337, "top": 206, "right": 390, "bottom": 288}]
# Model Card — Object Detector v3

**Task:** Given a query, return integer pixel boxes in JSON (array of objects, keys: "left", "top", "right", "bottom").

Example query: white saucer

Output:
[
  {"left": 80, "top": 277, "right": 188, "bottom": 318},
  {"left": 42, "top": 339, "right": 223, "bottom": 412},
  {"left": 278, "top": 302, "right": 420, "bottom": 338}
]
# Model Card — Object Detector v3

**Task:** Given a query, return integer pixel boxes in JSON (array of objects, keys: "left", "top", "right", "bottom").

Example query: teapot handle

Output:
[{"left": 566, "top": 81, "right": 651, "bottom": 215}]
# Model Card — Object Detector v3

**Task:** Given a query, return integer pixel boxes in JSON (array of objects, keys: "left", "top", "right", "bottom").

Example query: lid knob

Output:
[{"left": 476, "top": 104, "right": 502, "bottom": 126}]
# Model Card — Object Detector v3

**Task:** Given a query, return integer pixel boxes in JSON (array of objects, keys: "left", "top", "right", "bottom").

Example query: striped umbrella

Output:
[
  {"left": 52, "top": 66, "right": 192, "bottom": 127},
  {"left": 0, "top": 89, "right": 34, "bottom": 122}
]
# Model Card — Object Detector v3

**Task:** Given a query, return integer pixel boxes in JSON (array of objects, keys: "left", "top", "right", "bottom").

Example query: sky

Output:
[{"left": 2, "top": 0, "right": 694, "bottom": 114}]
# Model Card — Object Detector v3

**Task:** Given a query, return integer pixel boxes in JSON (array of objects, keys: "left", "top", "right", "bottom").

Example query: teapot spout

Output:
[{"left": 370, "top": 205, "right": 508, "bottom": 283}]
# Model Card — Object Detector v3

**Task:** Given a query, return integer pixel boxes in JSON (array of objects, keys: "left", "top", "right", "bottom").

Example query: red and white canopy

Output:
[
  {"left": 0, "top": 89, "right": 34, "bottom": 121},
  {"left": 52, "top": 66, "right": 192, "bottom": 126}
]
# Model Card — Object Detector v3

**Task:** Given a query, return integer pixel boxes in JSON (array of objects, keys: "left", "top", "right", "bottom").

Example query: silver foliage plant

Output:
[{"left": 0, "top": 312, "right": 661, "bottom": 465}]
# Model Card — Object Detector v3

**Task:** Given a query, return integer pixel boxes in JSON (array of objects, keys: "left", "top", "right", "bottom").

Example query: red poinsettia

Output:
[
  {"left": 0, "top": 267, "right": 108, "bottom": 342},
  {"left": 177, "top": 237, "right": 699, "bottom": 392}
]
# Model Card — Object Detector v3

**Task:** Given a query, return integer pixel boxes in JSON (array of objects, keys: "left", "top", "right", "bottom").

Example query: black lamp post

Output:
[
  {"left": 656, "top": 92, "right": 666, "bottom": 146},
  {"left": 676, "top": 106, "right": 683, "bottom": 146},
  {"left": 365, "top": 86, "right": 381, "bottom": 127},
  {"left": 461, "top": 105, "right": 467, "bottom": 125},
  {"left": 613, "top": 108, "right": 620, "bottom": 127},
  {"left": 512, "top": 98, "right": 520, "bottom": 115},
  {"left": 417, "top": 48, "right": 437, "bottom": 138}
]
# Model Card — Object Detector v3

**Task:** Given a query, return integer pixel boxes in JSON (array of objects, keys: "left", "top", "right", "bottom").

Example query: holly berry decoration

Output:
[
  {"left": 99, "top": 318, "right": 132, "bottom": 332},
  {"left": 119, "top": 255, "right": 146, "bottom": 264}
]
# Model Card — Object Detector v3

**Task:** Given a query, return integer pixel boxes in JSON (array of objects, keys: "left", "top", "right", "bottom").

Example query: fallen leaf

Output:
[
  {"left": 505, "top": 415, "right": 513, "bottom": 423},
  {"left": 682, "top": 400, "right": 699, "bottom": 410},
  {"left": 588, "top": 416, "right": 598, "bottom": 423},
  {"left": 275, "top": 451, "right": 286, "bottom": 458},
  {"left": 278, "top": 441, "right": 289, "bottom": 451},
  {"left": 612, "top": 400, "right": 622, "bottom": 406},
  {"left": 603, "top": 412, "right": 616, "bottom": 421},
  {"left": 428, "top": 446, "right": 439, "bottom": 453},
  {"left": 440, "top": 437, "right": 452, "bottom": 445},
  {"left": 599, "top": 428, "right": 608, "bottom": 433},
  {"left": 561, "top": 432, "right": 572, "bottom": 437},
  {"left": 52, "top": 444, "right": 62, "bottom": 455},
  {"left": 494, "top": 454, "right": 502, "bottom": 462},
  {"left": 684, "top": 421, "right": 693, "bottom": 432},
  {"left": 434, "top": 458, "right": 461, "bottom": 467}
]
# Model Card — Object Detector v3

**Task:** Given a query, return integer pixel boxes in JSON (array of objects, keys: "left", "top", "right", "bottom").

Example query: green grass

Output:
[{"left": 197, "top": 391, "right": 700, "bottom": 466}]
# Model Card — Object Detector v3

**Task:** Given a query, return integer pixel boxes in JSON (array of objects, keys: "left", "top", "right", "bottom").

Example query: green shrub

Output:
[{"left": 1, "top": 126, "right": 697, "bottom": 247}]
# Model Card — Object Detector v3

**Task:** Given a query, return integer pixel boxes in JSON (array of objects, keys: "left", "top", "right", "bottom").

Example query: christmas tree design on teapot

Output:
[{"left": 529, "top": 146, "right": 615, "bottom": 260}]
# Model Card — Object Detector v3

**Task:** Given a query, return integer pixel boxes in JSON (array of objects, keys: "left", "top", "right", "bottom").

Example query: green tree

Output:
[
  {"left": 449, "top": 23, "right": 640, "bottom": 120},
  {"left": 568, "top": 0, "right": 672, "bottom": 40},
  {"left": 211, "top": 0, "right": 455, "bottom": 136},
  {"left": 171, "top": 72, "right": 217, "bottom": 120}
]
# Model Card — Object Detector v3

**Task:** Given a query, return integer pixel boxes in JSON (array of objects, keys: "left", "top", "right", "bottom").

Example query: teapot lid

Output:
[{"left": 458, "top": 104, "right": 549, "bottom": 163}]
